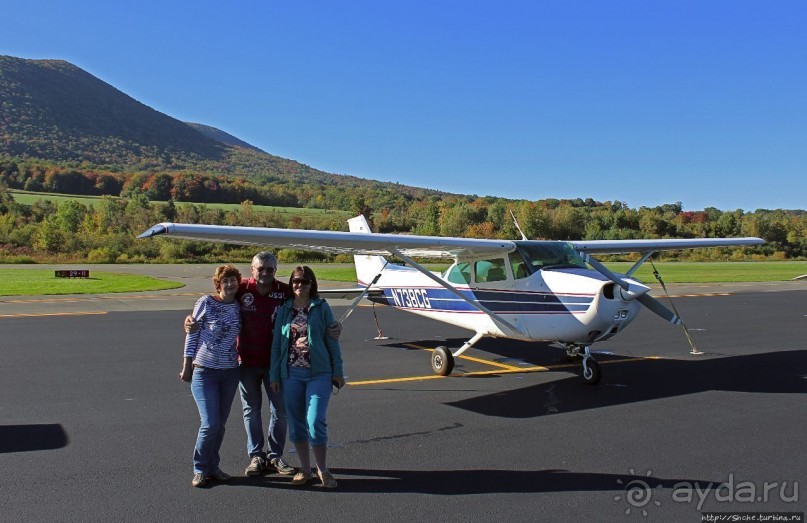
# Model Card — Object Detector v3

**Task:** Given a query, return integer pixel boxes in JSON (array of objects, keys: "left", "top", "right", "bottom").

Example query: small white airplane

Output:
[{"left": 139, "top": 215, "right": 763, "bottom": 384}]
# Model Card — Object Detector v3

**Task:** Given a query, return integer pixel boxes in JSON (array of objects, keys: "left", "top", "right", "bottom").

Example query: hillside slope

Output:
[
  {"left": 0, "top": 55, "right": 439, "bottom": 197},
  {"left": 0, "top": 56, "right": 227, "bottom": 166}
]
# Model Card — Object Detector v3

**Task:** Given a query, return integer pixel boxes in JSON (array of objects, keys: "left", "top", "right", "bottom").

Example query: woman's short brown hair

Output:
[
  {"left": 213, "top": 264, "right": 242, "bottom": 291},
  {"left": 289, "top": 265, "right": 318, "bottom": 298}
]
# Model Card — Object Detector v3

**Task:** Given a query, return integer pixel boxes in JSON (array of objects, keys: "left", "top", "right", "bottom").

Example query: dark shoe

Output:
[
  {"left": 245, "top": 456, "right": 266, "bottom": 476},
  {"left": 270, "top": 457, "right": 295, "bottom": 475},
  {"left": 318, "top": 469, "right": 338, "bottom": 489},
  {"left": 192, "top": 473, "right": 208, "bottom": 488},
  {"left": 210, "top": 469, "right": 231, "bottom": 482}
]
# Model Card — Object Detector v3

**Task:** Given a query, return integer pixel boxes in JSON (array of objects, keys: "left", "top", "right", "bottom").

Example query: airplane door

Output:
[
  {"left": 472, "top": 258, "right": 512, "bottom": 289},
  {"left": 471, "top": 257, "right": 530, "bottom": 337}
]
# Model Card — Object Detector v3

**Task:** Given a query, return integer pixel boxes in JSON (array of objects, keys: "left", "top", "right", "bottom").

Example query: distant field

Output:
[
  {"left": 266, "top": 261, "right": 807, "bottom": 284},
  {"left": 314, "top": 261, "right": 807, "bottom": 283},
  {"left": 310, "top": 262, "right": 807, "bottom": 285},
  {"left": 0, "top": 269, "right": 182, "bottom": 296},
  {"left": 606, "top": 261, "right": 807, "bottom": 283},
  {"left": 0, "top": 262, "right": 804, "bottom": 296},
  {"left": 8, "top": 189, "right": 351, "bottom": 217}
]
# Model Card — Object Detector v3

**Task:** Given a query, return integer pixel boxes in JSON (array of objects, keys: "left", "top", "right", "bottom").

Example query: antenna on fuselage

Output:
[{"left": 510, "top": 210, "right": 528, "bottom": 241}]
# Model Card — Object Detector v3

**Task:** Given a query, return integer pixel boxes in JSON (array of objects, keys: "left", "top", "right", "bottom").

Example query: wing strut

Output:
[
  {"left": 338, "top": 261, "right": 389, "bottom": 325},
  {"left": 626, "top": 251, "right": 654, "bottom": 277},
  {"left": 390, "top": 248, "right": 526, "bottom": 338}
]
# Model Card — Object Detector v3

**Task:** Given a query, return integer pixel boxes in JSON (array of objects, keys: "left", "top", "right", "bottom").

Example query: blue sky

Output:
[{"left": 4, "top": 1, "right": 805, "bottom": 211}]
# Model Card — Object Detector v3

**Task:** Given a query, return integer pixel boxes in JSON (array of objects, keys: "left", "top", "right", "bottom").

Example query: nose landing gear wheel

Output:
[
  {"left": 582, "top": 357, "right": 600, "bottom": 385},
  {"left": 431, "top": 346, "right": 454, "bottom": 376}
]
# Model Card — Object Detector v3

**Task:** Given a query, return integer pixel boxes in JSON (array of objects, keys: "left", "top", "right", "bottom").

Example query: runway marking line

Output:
[
  {"left": 348, "top": 343, "right": 659, "bottom": 386},
  {"left": 0, "top": 311, "right": 108, "bottom": 318}
]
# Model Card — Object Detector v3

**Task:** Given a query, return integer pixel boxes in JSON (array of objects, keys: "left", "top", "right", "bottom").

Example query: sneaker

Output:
[
  {"left": 191, "top": 473, "right": 208, "bottom": 488},
  {"left": 291, "top": 470, "right": 315, "bottom": 486},
  {"left": 210, "top": 469, "right": 231, "bottom": 482},
  {"left": 270, "top": 457, "right": 295, "bottom": 475},
  {"left": 245, "top": 456, "right": 266, "bottom": 476},
  {"left": 318, "top": 469, "right": 338, "bottom": 489}
]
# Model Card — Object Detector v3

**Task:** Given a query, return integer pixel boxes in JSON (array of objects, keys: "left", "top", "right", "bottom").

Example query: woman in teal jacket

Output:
[{"left": 270, "top": 266, "right": 344, "bottom": 488}]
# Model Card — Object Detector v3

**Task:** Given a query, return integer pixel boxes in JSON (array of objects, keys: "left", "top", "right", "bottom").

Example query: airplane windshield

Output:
[{"left": 513, "top": 241, "right": 587, "bottom": 274}]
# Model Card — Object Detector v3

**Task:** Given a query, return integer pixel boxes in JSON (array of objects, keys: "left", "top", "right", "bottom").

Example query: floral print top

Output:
[{"left": 288, "top": 306, "right": 311, "bottom": 368}]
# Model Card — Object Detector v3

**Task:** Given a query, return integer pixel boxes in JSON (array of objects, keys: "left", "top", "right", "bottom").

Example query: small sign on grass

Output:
[{"left": 55, "top": 270, "right": 90, "bottom": 278}]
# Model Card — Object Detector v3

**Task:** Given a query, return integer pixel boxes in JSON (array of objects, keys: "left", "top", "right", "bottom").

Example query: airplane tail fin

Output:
[{"left": 348, "top": 215, "right": 388, "bottom": 286}]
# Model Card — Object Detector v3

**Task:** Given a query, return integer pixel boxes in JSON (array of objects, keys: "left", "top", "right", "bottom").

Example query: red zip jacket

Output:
[{"left": 236, "top": 278, "right": 292, "bottom": 367}]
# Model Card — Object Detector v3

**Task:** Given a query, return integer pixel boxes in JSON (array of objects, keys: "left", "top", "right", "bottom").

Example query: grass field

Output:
[
  {"left": 0, "top": 269, "right": 182, "bottom": 296},
  {"left": 8, "top": 189, "right": 351, "bottom": 217},
  {"left": 606, "top": 261, "right": 807, "bottom": 283},
  {"left": 309, "top": 261, "right": 807, "bottom": 283},
  {"left": 1, "top": 261, "right": 804, "bottom": 296}
]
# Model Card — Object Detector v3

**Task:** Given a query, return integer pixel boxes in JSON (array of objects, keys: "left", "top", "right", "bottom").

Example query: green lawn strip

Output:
[
  {"left": 292, "top": 261, "right": 807, "bottom": 284},
  {"left": 291, "top": 265, "right": 359, "bottom": 283},
  {"left": 275, "top": 263, "right": 450, "bottom": 283},
  {"left": 0, "top": 269, "right": 182, "bottom": 296},
  {"left": 605, "top": 261, "right": 807, "bottom": 283},
  {"left": 1, "top": 262, "right": 804, "bottom": 297},
  {"left": 8, "top": 190, "right": 351, "bottom": 217}
]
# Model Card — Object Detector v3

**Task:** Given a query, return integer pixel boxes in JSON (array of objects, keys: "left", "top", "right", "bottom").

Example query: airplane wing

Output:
[
  {"left": 572, "top": 237, "right": 764, "bottom": 254},
  {"left": 138, "top": 223, "right": 516, "bottom": 259},
  {"left": 139, "top": 223, "right": 763, "bottom": 257}
]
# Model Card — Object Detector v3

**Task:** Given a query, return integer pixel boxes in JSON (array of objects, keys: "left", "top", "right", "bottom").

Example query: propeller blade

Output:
[{"left": 637, "top": 294, "right": 682, "bottom": 325}]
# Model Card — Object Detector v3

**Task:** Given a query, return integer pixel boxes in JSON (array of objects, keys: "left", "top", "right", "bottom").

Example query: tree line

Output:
[{"left": 0, "top": 159, "right": 805, "bottom": 263}]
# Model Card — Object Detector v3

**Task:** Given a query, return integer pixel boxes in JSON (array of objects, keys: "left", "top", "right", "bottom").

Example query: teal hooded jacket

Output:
[{"left": 270, "top": 297, "right": 344, "bottom": 381}]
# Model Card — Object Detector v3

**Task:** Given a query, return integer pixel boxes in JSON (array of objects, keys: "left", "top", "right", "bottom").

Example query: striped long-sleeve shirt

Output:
[{"left": 183, "top": 295, "right": 241, "bottom": 369}]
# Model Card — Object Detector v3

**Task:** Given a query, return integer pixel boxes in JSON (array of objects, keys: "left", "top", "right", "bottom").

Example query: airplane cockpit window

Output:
[
  {"left": 474, "top": 258, "right": 507, "bottom": 283},
  {"left": 508, "top": 252, "right": 529, "bottom": 279},
  {"left": 446, "top": 262, "right": 471, "bottom": 284},
  {"left": 513, "top": 241, "right": 587, "bottom": 273}
]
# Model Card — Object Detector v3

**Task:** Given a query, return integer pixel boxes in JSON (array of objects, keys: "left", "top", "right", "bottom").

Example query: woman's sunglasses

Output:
[{"left": 292, "top": 278, "right": 311, "bottom": 285}]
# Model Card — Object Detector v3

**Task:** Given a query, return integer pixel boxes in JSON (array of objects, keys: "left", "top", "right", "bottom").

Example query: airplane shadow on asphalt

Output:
[
  {"left": 386, "top": 338, "right": 807, "bottom": 418},
  {"left": 0, "top": 424, "right": 68, "bottom": 453}
]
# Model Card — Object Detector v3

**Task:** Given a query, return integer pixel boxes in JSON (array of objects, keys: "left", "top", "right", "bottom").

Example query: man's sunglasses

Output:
[{"left": 253, "top": 266, "right": 276, "bottom": 273}]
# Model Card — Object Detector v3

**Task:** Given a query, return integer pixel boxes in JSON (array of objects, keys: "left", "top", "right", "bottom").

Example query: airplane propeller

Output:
[{"left": 581, "top": 253, "right": 681, "bottom": 325}]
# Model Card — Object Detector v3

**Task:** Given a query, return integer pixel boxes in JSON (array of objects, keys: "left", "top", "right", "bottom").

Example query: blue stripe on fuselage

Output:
[{"left": 368, "top": 287, "right": 592, "bottom": 314}]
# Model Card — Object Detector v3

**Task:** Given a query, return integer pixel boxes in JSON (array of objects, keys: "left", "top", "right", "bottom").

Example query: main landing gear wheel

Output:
[
  {"left": 431, "top": 346, "right": 454, "bottom": 376},
  {"left": 581, "top": 357, "right": 601, "bottom": 385}
]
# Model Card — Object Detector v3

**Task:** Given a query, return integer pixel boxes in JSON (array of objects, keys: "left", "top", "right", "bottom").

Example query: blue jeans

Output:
[
  {"left": 239, "top": 365, "right": 287, "bottom": 461},
  {"left": 282, "top": 366, "right": 332, "bottom": 446},
  {"left": 190, "top": 366, "right": 240, "bottom": 476}
]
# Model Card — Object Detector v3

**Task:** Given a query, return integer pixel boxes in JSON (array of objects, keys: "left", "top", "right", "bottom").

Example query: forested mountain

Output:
[
  {"left": 1, "top": 55, "right": 804, "bottom": 262},
  {"left": 184, "top": 122, "right": 264, "bottom": 153},
  {"left": 0, "top": 56, "right": 227, "bottom": 166},
  {"left": 0, "top": 55, "right": 446, "bottom": 198}
]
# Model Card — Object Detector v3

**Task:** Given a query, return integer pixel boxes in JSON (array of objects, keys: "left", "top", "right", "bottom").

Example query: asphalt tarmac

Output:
[{"left": 0, "top": 267, "right": 805, "bottom": 522}]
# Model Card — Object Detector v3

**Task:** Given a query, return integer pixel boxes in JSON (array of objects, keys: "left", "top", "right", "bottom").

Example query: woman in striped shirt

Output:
[{"left": 180, "top": 264, "right": 242, "bottom": 488}]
